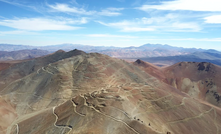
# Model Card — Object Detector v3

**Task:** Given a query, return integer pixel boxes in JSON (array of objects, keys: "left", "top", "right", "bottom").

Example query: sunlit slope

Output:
[{"left": 0, "top": 51, "right": 220, "bottom": 134}]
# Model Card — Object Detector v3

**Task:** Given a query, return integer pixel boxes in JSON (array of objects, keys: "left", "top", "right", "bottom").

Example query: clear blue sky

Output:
[{"left": 0, "top": 0, "right": 221, "bottom": 49}]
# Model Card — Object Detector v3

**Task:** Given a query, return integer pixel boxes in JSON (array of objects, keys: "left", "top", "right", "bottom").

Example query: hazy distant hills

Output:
[
  {"left": 140, "top": 50, "right": 221, "bottom": 66},
  {"left": 0, "top": 44, "right": 34, "bottom": 51},
  {"left": 1, "top": 43, "right": 221, "bottom": 66},
  {"left": 0, "top": 44, "right": 119, "bottom": 52},
  {"left": 0, "top": 49, "right": 49, "bottom": 61},
  {"left": 90, "top": 44, "right": 205, "bottom": 58},
  {"left": 0, "top": 43, "right": 205, "bottom": 57}
]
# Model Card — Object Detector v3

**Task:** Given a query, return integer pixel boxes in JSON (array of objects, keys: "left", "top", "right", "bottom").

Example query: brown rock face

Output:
[
  {"left": 133, "top": 59, "right": 168, "bottom": 83},
  {"left": 1, "top": 52, "right": 221, "bottom": 134},
  {"left": 134, "top": 60, "right": 221, "bottom": 107},
  {"left": 163, "top": 62, "right": 221, "bottom": 107}
]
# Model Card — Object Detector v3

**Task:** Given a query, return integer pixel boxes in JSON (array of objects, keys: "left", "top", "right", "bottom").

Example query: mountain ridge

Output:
[{"left": 1, "top": 50, "right": 221, "bottom": 134}]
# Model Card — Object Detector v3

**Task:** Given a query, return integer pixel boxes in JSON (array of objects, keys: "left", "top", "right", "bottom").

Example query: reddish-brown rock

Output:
[{"left": 0, "top": 51, "right": 221, "bottom": 134}]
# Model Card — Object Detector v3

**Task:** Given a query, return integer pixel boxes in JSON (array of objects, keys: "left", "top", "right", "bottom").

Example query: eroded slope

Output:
[
  {"left": 0, "top": 51, "right": 221, "bottom": 134},
  {"left": 164, "top": 62, "right": 221, "bottom": 107}
]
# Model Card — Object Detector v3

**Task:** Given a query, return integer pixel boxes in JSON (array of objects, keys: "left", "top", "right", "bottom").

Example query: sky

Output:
[{"left": 0, "top": 0, "right": 221, "bottom": 49}]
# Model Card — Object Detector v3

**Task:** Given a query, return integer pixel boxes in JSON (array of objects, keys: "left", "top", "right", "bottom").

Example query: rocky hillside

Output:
[
  {"left": 0, "top": 51, "right": 221, "bottom": 134},
  {"left": 163, "top": 62, "right": 221, "bottom": 107},
  {"left": 134, "top": 59, "right": 221, "bottom": 107}
]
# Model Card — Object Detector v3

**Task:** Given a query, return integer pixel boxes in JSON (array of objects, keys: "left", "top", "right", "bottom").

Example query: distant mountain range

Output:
[
  {"left": 98, "top": 44, "right": 205, "bottom": 58},
  {"left": 140, "top": 50, "right": 221, "bottom": 66},
  {"left": 0, "top": 43, "right": 205, "bottom": 57},
  {"left": 0, "top": 44, "right": 118, "bottom": 52},
  {"left": 0, "top": 49, "right": 49, "bottom": 61},
  {"left": 1, "top": 43, "right": 221, "bottom": 66}
]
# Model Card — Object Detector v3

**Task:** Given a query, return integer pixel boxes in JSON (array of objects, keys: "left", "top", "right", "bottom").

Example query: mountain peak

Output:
[
  {"left": 55, "top": 49, "right": 65, "bottom": 53},
  {"left": 134, "top": 59, "right": 157, "bottom": 68},
  {"left": 135, "top": 59, "right": 143, "bottom": 64}
]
